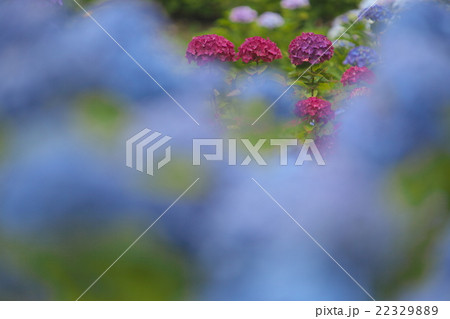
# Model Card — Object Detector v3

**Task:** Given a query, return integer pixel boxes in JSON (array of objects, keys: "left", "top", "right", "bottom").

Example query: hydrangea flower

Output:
[
  {"left": 281, "top": 0, "right": 310, "bottom": 10},
  {"left": 288, "top": 32, "right": 334, "bottom": 65},
  {"left": 340, "top": 66, "right": 374, "bottom": 86},
  {"left": 343, "top": 46, "right": 378, "bottom": 67},
  {"left": 235, "top": 37, "right": 282, "bottom": 64},
  {"left": 328, "top": 10, "right": 360, "bottom": 39},
  {"left": 257, "top": 12, "right": 285, "bottom": 29},
  {"left": 186, "top": 34, "right": 235, "bottom": 66},
  {"left": 350, "top": 87, "right": 372, "bottom": 98},
  {"left": 360, "top": 5, "right": 392, "bottom": 22},
  {"left": 229, "top": 6, "right": 258, "bottom": 23},
  {"left": 294, "top": 97, "right": 334, "bottom": 123}
]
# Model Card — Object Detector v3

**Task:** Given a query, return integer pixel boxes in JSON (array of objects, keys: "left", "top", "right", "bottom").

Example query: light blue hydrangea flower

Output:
[
  {"left": 360, "top": 5, "right": 392, "bottom": 22},
  {"left": 281, "top": 0, "right": 309, "bottom": 10},
  {"left": 229, "top": 6, "right": 257, "bottom": 23},
  {"left": 343, "top": 46, "right": 378, "bottom": 67},
  {"left": 257, "top": 12, "right": 285, "bottom": 29}
]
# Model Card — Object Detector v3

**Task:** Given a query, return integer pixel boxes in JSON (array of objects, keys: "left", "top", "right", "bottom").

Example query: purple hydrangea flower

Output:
[
  {"left": 49, "top": 0, "right": 63, "bottom": 5},
  {"left": 360, "top": 5, "right": 392, "bottom": 22},
  {"left": 288, "top": 32, "right": 334, "bottom": 65},
  {"left": 343, "top": 46, "right": 378, "bottom": 67},
  {"left": 229, "top": 6, "right": 257, "bottom": 23},
  {"left": 257, "top": 12, "right": 285, "bottom": 29},
  {"left": 281, "top": 0, "right": 310, "bottom": 10}
]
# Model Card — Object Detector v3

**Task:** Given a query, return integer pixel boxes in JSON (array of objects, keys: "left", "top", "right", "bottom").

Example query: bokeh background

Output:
[{"left": 0, "top": 0, "right": 449, "bottom": 300}]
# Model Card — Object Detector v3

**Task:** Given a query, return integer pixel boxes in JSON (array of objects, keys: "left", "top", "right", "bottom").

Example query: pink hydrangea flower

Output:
[
  {"left": 186, "top": 34, "right": 235, "bottom": 66},
  {"left": 294, "top": 97, "right": 334, "bottom": 122},
  {"left": 288, "top": 32, "right": 334, "bottom": 65},
  {"left": 229, "top": 6, "right": 258, "bottom": 23},
  {"left": 340, "top": 66, "right": 374, "bottom": 86},
  {"left": 235, "top": 37, "right": 282, "bottom": 63}
]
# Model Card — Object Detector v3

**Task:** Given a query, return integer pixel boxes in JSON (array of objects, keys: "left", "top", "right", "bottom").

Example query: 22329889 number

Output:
[{"left": 376, "top": 306, "right": 438, "bottom": 316}]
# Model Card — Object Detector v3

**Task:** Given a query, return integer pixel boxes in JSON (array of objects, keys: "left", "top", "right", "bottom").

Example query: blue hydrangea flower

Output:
[
  {"left": 257, "top": 12, "right": 285, "bottom": 29},
  {"left": 281, "top": 0, "right": 310, "bottom": 10},
  {"left": 360, "top": 5, "right": 392, "bottom": 22},
  {"left": 343, "top": 46, "right": 378, "bottom": 67},
  {"left": 0, "top": 0, "right": 213, "bottom": 115},
  {"left": 229, "top": 6, "right": 257, "bottom": 23},
  {"left": 334, "top": 40, "right": 355, "bottom": 49}
]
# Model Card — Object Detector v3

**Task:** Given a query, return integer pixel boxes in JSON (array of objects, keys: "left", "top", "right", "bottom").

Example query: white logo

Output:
[
  {"left": 126, "top": 129, "right": 172, "bottom": 176},
  {"left": 192, "top": 138, "right": 325, "bottom": 166},
  {"left": 126, "top": 129, "right": 325, "bottom": 176}
]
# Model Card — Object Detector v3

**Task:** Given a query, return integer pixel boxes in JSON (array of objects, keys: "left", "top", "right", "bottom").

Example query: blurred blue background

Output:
[{"left": 0, "top": 0, "right": 449, "bottom": 300}]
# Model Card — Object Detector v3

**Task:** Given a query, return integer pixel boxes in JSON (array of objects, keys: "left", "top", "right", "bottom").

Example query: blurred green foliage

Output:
[
  {"left": 153, "top": 0, "right": 360, "bottom": 23},
  {"left": 309, "top": 0, "right": 360, "bottom": 22},
  {"left": 208, "top": 9, "right": 327, "bottom": 63},
  {"left": 1, "top": 225, "right": 194, "bottom": 300},
  {"left": 4, "top": 0, "right": 447, "bottom": 302},
  {"left": 74, "top": 93, "right": 128, "bottom": 144},
  {"left": 195, "top": 13, "right": 369, "bottom": 141},
  {"left": 376, "top": 150, "right": 450, "bottom": 298}
]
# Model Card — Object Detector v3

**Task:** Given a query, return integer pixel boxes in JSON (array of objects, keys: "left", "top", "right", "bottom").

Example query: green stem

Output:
[
  {"left": 210, "top": 90, "right": 219, "bottom": 117},
  {"left": 207, "top": 65, "right": 220, "bottom": 119},
  {"left": 307, "top": 64, "right": 317, "bottom": 97}
]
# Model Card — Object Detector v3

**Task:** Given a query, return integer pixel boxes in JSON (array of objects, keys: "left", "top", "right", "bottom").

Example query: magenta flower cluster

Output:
[
  {"left": 186, "top": 33, "right": 345, "bottom": 125},
  {"left": 288, "top": 32, "right": 334, "bottom": 65},
  {"left": 236, "top": 37, "right": 282, "bottom": 64},
  {"left": 186, "top": 32, "right": 335, "bottom": 67},
  {"left": 186, "top": 34, "right": 285, "bottom": 65},
  {"left": 294, "top": 97, "right": 334, "bottom": 123},
  {"left": 185, "top": 35, "right": 236, "bottom": 66},
  {"left": 340, "top": 66, "right": 374, "bottom": 87}
]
